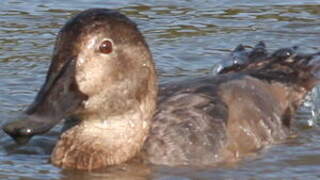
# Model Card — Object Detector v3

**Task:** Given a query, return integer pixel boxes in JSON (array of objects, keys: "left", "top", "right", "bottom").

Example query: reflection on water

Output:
[{"left": 1, "top": 0, "right": 320, "bottom": 179}]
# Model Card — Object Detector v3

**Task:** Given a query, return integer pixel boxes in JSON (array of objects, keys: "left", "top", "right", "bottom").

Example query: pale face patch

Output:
[{"left": 74, "top": 33, "right": 117, "bottom": 96}]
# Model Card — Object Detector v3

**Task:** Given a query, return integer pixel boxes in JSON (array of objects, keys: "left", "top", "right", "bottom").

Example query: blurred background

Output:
[{"left": 1, "top": 0, "right": 320, "bottom": 179}]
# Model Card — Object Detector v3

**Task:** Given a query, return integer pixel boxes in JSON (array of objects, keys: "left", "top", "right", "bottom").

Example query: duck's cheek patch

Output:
[
  {"left": 75, "top": 71, "right": 92, "bottom": 93},
  {"left": 77, "top": 57, "right": 86, "bottom": 66},
  {"left": 75, "top": 65, "right": 106, "bottom": 96},
  {"left": 82, "top": 100, "right": 90, "bottom": 109}
]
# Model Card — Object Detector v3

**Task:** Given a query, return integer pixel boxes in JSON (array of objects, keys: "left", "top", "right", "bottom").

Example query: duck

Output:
[{"left": 2, "top": 8, "right": 320, "bottom": 170}]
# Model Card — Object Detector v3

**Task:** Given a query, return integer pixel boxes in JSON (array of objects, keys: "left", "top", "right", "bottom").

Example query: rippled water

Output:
[{"left": 1, "top": 0, "right": 320, "bottom": 179}]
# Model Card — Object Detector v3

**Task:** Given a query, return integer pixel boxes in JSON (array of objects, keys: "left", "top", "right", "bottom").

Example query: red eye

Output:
[{"left": 99, "top": 40, "right": 113, "bottom": 54}]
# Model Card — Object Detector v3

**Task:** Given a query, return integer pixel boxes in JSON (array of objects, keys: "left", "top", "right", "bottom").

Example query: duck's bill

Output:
[
  {"left": 2, "top": 58, "right": 88, "bottom": 145},
  {"left": 2, "top": 115, "right": 60, "bottom": 145}
]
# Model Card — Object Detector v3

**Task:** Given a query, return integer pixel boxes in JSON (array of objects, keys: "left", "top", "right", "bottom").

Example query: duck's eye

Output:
[{"left": 99, "top": 40, "right": 113, "bottom": 54}]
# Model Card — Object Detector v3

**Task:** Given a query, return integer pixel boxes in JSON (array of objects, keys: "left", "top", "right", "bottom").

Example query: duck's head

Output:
[{"left": 3, "top": 9, "right": 157, "bottom": 169}]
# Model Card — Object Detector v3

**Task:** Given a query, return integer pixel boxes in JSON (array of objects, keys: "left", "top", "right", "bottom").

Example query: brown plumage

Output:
[{"left": 3, "top": 9, "right": 320, "bottom": 170}]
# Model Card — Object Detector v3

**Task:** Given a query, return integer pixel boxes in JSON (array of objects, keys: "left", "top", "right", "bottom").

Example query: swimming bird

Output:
[{"left": 3, "top": 8, "right": 320, "bottom": 170}]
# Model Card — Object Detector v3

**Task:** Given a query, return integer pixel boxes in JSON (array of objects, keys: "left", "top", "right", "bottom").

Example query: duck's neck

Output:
[{"left": 51, "top": 101, "right": 154, "bottom": 170}]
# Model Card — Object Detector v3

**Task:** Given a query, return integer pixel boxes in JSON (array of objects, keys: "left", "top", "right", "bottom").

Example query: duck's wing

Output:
[
  {"left": 145, "top": 77, "right": 229, "bottom": 166},
  {"left": 144, "top": 44, "right": 320, "bottom": 167}
]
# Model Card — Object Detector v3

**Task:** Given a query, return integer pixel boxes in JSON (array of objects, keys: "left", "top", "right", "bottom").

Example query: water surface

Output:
[{"left": 1, "top": 0, "right": 320, "bottom": 179}]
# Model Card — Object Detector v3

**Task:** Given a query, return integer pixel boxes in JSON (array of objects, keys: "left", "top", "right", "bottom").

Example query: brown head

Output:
[{"left": 3, "top": 9, "right": 157, "bottom": 169}]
